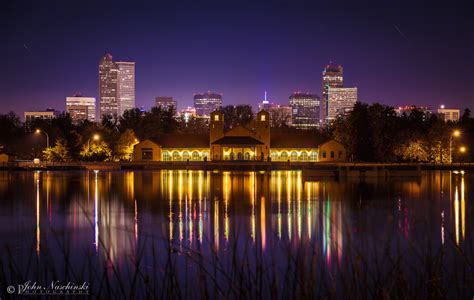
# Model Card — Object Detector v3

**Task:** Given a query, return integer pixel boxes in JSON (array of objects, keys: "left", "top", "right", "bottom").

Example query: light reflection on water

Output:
[{"left": 0, "top": 170, "right": 470, "bottom": 277}]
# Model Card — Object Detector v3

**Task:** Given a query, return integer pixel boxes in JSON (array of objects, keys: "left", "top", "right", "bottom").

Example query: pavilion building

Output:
[{"left": 133, "top": 110, "right": 345, "bottom": 162}]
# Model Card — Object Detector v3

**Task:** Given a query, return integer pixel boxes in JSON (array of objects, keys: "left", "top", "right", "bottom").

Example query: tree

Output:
[
  {"left": 220, "top": 105, "right": 254, "bottom": 130},
  {"left": 368, "top": 103, "right": 399, "bottom": 162},
  {"left": 141, "top": 106, "right": 177, "bottom": 139},
  {"left": 346, "top": 102, "right": 374, "bottom": 161},
  {"left": 80, "top": 141, "right": 112, "bottom": 161},
  {"left": 269, "top": 108, "right": 292, "bottom": 128},
  {"left": 119, "top": 108, "right": 144, "bottom": 135},
  {"left": 395, "top": 140, "right": 429, "bottom": 162},
  {"left": 42, "top": 138, "right": 71, "bottom": 162},
  {"left": 177, "top": 115, "right": 209, "bottom": 134},
  {"left": 115, "top": 129, "right": 138, "bottom": 161}
]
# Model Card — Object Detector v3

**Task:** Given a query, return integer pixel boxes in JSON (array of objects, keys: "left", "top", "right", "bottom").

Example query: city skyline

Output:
[{"left": 2, "top": 0, "right": 473, "bottom": 116}]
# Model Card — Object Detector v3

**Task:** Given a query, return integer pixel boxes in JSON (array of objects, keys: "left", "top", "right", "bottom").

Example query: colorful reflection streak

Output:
[{"left": 7, "top": 169, "right": 469, "bottom": 282}]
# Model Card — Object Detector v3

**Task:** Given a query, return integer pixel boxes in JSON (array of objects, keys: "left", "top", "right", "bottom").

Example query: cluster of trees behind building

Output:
[{"left": 0, "top": 103, "right": 472, "bottom": 162}]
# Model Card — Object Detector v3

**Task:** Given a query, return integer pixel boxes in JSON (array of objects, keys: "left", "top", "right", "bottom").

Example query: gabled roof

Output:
[
  {"left": 270, "top": 133, "right": 329, "bottom": 148},
  {"left": 212, "top": 136, "right": 263, "bottom": 145},
  {"left": 148, "top": 134, "right": 209, "bottom": 148}
]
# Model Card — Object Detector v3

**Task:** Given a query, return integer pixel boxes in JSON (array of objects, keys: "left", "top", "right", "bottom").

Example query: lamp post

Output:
[
  {"left": 449, "top": 130, "right": 461, "bottom": 163},
  {"left": 88, "top": 134, "right": 100, "bottom": 149},
  {"left": 459, "top": 146, "right": 467, "bottom": 163},
  {"left": 35, "top": 129, "right": 49, "bottom": 148}
]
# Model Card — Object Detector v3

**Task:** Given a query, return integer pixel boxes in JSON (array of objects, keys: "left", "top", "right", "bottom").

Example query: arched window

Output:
[
  {"left": 280, "top": 152, "right": 288, "bottom": 161},
  {"left": 182, "top": 151, "right": 190, "bottom": 161},
  {"left": 192, "top": 151, "right": 200, "bottom": 161},
  {"left": 310, "top": 151, "right": 318, "bottom": 161},
  {"left": 172, "top": 151, "right": 180, "bottom": 161},
  {"left": 237, "top": 152, "right": 243, "bottom": 160},
  {"left": 244, "top": 152, "right": 250, "bottom": 160},
  {"left": 270, "top": 152, "right": 278, "bottom": 161},
  {"left": 162, "top": 151, "right": 171, "bottom": 161},
  {"left": 300, "top": 152, "right": 308, "bottom": 161},
  {"left": 290, "top": 151, "right": 298, "bottom": 161}
]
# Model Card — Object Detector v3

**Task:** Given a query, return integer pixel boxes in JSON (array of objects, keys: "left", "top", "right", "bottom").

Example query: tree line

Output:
[
  {"left": 328, "top": 102, "right": 473, "bottom": 163},
  {"left": 0, "top": 103, "right": 472, "bottom": 162}
]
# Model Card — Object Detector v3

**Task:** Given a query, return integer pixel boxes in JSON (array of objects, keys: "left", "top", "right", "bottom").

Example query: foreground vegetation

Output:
[{"left": 1, "top": 219, "right": 472, "bottom": 299}]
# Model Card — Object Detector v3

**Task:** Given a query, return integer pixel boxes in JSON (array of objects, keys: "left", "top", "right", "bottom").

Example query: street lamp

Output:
[
  {"left": 35, "top": 129, "right": 49, "bottom": 148},
  {"left": 449, "top": 130, "right": 461, "bottom": 163},
  {"left": 88, "top": 134, "right": 100, "bottom": 148}
]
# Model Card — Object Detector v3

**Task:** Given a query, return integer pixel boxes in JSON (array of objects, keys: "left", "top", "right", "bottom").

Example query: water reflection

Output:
[{"left": 0, "top": 169, "right": 470, "bottom": 276}]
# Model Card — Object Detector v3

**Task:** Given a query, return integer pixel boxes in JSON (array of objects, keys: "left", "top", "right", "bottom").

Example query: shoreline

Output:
[{"left": 1, "top": 161, "right": 472, "bottom": 178}]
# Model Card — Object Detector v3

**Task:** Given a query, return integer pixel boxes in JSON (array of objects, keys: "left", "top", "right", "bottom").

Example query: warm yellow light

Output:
[
  {"left": 93, "top": 134, "right": 100, "bottom": 141},
  {"left": 35, "top": 129, "right": 40, "bottom": 133},
  {"left": 459, "top": 146, "right": 466, "bottom": 153},
  {"left": 453, "top": 130, "right": 461, "bottom": 137}
]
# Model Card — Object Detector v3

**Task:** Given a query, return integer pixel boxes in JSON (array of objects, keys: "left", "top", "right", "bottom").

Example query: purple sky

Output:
[{"left": 2, "top": 0, "right": 473, "bottom": 117}]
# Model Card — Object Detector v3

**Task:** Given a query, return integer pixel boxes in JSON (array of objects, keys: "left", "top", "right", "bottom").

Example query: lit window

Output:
[
  {"left": 214, "top": 114, "right": 219, "bottom": 121},
  {"left": 182, "top": 151, "right": 190, "bottom": 161},
  {"left": 281, "top": 152, "right": 288, "bottom": 161},
  {"left": 162, "top": 151, "right": 171, "bottom": 161},
  {"left": 172, "top": 151, "right": 180, "bottom": 161},
  {"left": 192, "top": 151, "right": 200, "bottom": 161},
  {"left": 261, "top": 114, "right": 266, "bottom": 121},
  {"left": 290, "top": 151, "right": 297, "bottom": 161}
]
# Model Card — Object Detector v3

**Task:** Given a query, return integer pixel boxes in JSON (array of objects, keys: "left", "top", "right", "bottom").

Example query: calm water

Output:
[{"left": 0, "top": 170, "right": 472, "bottom": 298}]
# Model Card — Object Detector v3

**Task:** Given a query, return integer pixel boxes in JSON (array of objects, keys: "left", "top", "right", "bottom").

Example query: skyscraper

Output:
[
  {"left": 326, "top": 87, "right": 358, "bottom": 121},
  {"left": 322, "top": 63, "right": 343, "bottom": 123},
  {"left": 155, "top": 96, "right": 177, "bottom": 112},
  {"left": 116, "top": 61, "right": 135, "bottom": 115},
  {"left": 66, "top": 95, "right": 96, "bottom": 123},
  {"left": 289, "top": 92, "right": 320, "bottom": 130},
  {"left": 99, "top": 54, "right": 135, "bottom": 119},
  {"left": 99, "top": 54, "right": 119, "bottom": 119},
  {"left": 194, "top": 92, "right": 223, "bottom": 116}
]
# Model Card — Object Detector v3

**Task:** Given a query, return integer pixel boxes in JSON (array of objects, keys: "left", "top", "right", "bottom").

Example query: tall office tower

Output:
[
  {"left": 99, "top": 54, "right": 135, "bottom": 119},
  {"left": 326, "top": 87, "right": 358, "bottom": 121},
  {"left": 193, "top": 91, "right": 223, "bottom": 116},
  {"left": 155, "top": 96, "right": 177, "bottom": 112},
  {"left": 66, "top": 95, "right": 96, "bottom": 123},
  {"left": 116, "top": 61, "right": 135, "bottom": 115},
  {"left": 99, "top": 54, "right": 119, "bottom": 119},
  {"left": 322, "top": 63, "right": 343, "bottom": 123},
  {"left": 289, "top": 92, "right": 320, "bottom": 130}
]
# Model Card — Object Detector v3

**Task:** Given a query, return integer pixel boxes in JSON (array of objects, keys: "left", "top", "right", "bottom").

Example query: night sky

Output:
[{"left": 2, "top": 0, "right": 473, "bottom": 117}]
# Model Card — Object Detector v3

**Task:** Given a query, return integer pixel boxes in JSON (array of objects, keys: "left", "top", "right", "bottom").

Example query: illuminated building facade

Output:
[
  {"left": 66, "top": 95, "right": 96, "bottom": 123},
  {"left": 194, "top": 92, "right": 223, "bottom": 117},
  {"left": 99, "top": 54, "right": 119, "bottom": 119},
  {"left": 133, "top": 110, "right": 345, "bottom": 162},
  {"left": 326, "top": 87, "right": 357, "bottom": 122},
  {"left": 322, "top": 63, "right": 343, "bottom": 122},
  {"left": 434, "top": 106, "right": 460, "bottom": 122},
  {"left": 116, "top": 61, "right": 136, "bottom": 116},
  {"left": 289, "top": 92, "right": 320, "bottom": 130},
  {"left": 99, "top": 54, "right": 135, "bottom": 118},
  {"left": 24, "top": 108, "right": 60, "bottom": 131},
  {"left": 155, "top": 96, "right": 177, "bottom": 112}
]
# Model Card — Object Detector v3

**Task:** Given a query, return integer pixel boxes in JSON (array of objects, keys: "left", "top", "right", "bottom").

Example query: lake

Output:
[{"left": 0, "top": 170, "right": 472, "bottom": 298}]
